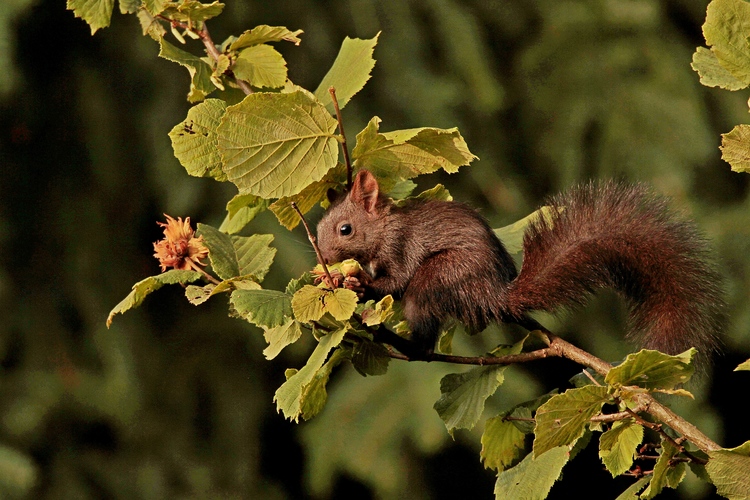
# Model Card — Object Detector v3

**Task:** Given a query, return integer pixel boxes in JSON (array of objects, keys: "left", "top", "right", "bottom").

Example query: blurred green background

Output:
[{"left": 1, "top": 0, "right": 749, "bottom": 498}]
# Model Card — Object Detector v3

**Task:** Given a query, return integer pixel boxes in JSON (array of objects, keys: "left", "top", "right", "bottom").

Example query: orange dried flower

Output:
[{"left": 153, "top": 214, "right": 209, "bottom": 272}]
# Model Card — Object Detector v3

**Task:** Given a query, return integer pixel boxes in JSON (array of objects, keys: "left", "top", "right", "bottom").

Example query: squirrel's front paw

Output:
[{"left": 343, "top": 276, "right": 367, "bottom": 299}]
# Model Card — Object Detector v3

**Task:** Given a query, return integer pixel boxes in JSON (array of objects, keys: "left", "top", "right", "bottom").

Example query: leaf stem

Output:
[
  {"left": 328, "top": 87, "right": 353, "bottom": 188},
  {"left": 291, "top": 202, "right": 335, "bottom": 289},
  {"left": 186, "top": 257, "right": 221, "bottom": 285}
]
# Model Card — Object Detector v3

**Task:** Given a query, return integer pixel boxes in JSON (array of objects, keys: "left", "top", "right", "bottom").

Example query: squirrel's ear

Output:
[{"left": 350, "top": 170, "right": 379, "bottom": 213}]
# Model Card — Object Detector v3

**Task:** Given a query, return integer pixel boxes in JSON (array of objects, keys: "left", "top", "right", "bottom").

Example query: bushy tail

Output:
[{"left": 504, "top": 181, "right": 725, "bottom": 358}]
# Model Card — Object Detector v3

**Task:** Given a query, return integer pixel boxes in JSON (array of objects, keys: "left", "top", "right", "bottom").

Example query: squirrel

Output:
[{"left": 315, "top": 169, "right": 725, "bottom": 360}]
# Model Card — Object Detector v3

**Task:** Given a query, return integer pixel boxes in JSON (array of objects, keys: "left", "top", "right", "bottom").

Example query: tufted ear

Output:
[{"left": 349, "top": 170, "right": 380, "bottom": 213}]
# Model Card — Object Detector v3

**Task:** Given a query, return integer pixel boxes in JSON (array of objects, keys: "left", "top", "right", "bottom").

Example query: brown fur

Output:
[{"left": 316, "top": 171, "right": 724, "bottom": 359}]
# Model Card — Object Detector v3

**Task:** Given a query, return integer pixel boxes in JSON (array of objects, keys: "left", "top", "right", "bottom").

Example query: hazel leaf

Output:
[
  {"left": 481, "top": 410, "right": 528, "bottom": 472},
  {"left": 494, "top": 446, "right": 570, "bottom": 499},
  {"left": 169, "top": 98, "right": 227, "bottom": 181},
  {"left": 217, "top": 91, "right": 339, "bottom": 198},
  {"left": 325, "top": 288, "right": 358, "bottom": 321},
  {"left": 230, "top": 289, "right": 292, "bottom": 329},
  {"left": 219, "top": 193, "right": 269, "bottom": 234},
  {"left": 291, "top": 285, "right": 327, "bottom": 323},
  {"left": 604, "top": 349, "right": 695, "bottom": 391},
  {"left": 274, "top": 328, "right": 346, "bottom": 421},
  {"left": 691, "top": 47, "right": 748, "bottom": 90},
  {"left": 434, "top": 365, "right": 508, "bottom": 435},
  {"left": 158, "top": 37, "right": 217, "bottom": 102},
  {"left": 599, "top": 419, "right": 644, "bottom": 477},
  {"left": 533, "top": 385, "right": 610, "bottom": 458},
  {"left": 702, "top": 0, "right": 750, "bottom": 85},
  {"left": 721, "top": 124, "right": 750, "bottom": 173},
  {"left": 233, "top": 44, "right": 288, "bottom": 89},
  {"left": 314, "top": 34, "right": 379, "bottom": 115},
  {"left": 229, "top": 25, "right": 303, "bottom": 51},
  {"left": 160, "top": 0, "right": 224, "bottom": 23},
  {"left": 350, "top": 340, "right": 390, "bottom": 376},
  {"left": 107, "top": 270, "right": 202, "bottom": 327},
  {"left": 706, "top": 441, "right": 750, "bottom": 499},
  {"left": 67, "top": 0, "right": 114, "bottom": 34},
  {"left": 263, "top": 319, "right": 304, "bottom": 360},
  {"left": 269, "top": 163, "right": 347, "bottom": 230},
  {"left": 352, "top": 116, "right": 477, "bottom": 190}
]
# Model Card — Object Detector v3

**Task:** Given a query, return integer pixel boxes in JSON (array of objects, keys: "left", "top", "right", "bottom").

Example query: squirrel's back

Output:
[{"left": 506, "top": 181, "right": 725, "bottom": 358}]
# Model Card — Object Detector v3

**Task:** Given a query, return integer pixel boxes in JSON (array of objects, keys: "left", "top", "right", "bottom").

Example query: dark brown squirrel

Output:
[{"left": 316, "top": 169, "right": 725, "bottom": 360}]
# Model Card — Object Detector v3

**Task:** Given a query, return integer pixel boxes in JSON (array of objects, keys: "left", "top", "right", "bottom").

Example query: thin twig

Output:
[
  {"left": 291, "top": 202, "right": 335, "bottom": 289},
  {"left": 328, "top": 87, "right": 353, "bottom": 188}
]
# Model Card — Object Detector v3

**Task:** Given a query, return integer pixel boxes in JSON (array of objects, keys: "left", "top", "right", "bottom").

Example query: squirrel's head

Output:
[{"left": 316, "top": 169, "right": 387, "bottom": 265}]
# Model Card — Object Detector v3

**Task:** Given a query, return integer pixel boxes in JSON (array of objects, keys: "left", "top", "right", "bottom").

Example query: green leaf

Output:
[
  {"left": 158, "top": 37, "right": 217, "bottom": 102},
  {"left": 481, "top": 410, "right": 528, "bottom": 472},
  {"left": 533, "top": 385, "right": 610, "bottom": 457},
  {"left": 314, "top": 34, "right": 379, "bottom": 115},
  {"left": 495, "top": 206, "right": 560, "bottom": 254},
  {"left": 721, "top": 124, "right": 750, "bottom": 173},
  {"left": 433, "top": 365, "right": 508, "bottom": 435},
  {"left": 66, "top": 0, "right": 114, "bottom": 34},
  {"left": 702, "top": 0, "right": 750, "bottom": 86},
  {"left": 324, "top": 288, "right": 358, "bottom": 321},
  {"left": 232, "top": 233, "right": 276, "bottom": 280},
  {"left": 615, "top": 476, "right": 651, "bottom": 499},
  {"left": 160, "top": 0, "right": 224, "bottom": 23},
  {"left": 219, "top": 193, "right": 269, "bottom": 234},
  {"left": 691, "top": 47, "right": 748, "bottom": 90},
  {"left": 217, "top": 91, "right": 339, "bottom": 198},
  {"left": 300, "top": 347, "right": 348, "bottom": 420},
  {"left": 642, "top": 439, "right": 685, "bottom": 499},
  {"left": 386, "top": 179, "right": 417, "bottom": 199},
  {"left": 229, "top": 25, "right": 303, "bottom": 51},
  {"left": 604, "top": 349, "right": 695, "bottom": 391},
  {"left": 185, "top": 275, "right": 261, "bottom": 305},
  {"left": 350, "top": 340, "right": 390, "bottom": 376},
  {"left": 169, "top": 98, "right": 228, "bottom": 181},
  {"left": 143, "top": 0, "right": 167, "bottom": 15},
  {"left": 197, "top": 224, "right": 242, "bottom": 279},
  {"left": 263, "top": 319, "right": 304, "bottom": 360},
  {"left": 274, "top": 328, "right": 346, "bottom": 421},
  {"left": 360, "top": 295, "right": 394, "bottom": 326},
  {"left": 197, "top": 224, "right": 276, "bottom": 281},
  {"left": 119, "top": 0, "right": 140, "bottom": 14},
  {"left": 393, "top": 184, "right": 453, "bottom": 207},
  {"left": 233, "top": 44, "right": 288, "bottom": 89},
  {"left": 599, "top": 419, "right": 644, "bottom": 477},
  {"left": 352, "top": 117, "right": 477, "bottom": 190},
  {"left": 269, "top": 163, "right": 347, "bottom": 230},
  {"left": 107, "top": 270, "right": 202, "bottom": 327},
  {"left": 494, "top": 446, "right": 569, "bottom": 500},
  {"left": 735, "top": 358, "right": 750, "bottom": 371},
  {"left": 185, "top": 284, "right": 212, "bottom": 305},
  {"left": 707, "top": 441, "right": 750, "bottom": 500},
  {"left": 291, "top": 285, "right": 327, "bottom": 323},
  {"left": 136, "top": 9, "right": 166, "bottom": 40},
  {"left": 230, "top": 289, "right": 292, "bottom": 329}
]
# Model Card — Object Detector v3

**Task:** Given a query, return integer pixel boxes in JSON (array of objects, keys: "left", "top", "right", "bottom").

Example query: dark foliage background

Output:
[{"left": 1, "top": 0, "right": 749, "bottom": 498}]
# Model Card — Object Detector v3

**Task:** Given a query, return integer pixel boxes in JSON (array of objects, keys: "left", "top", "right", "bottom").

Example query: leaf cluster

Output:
[{"left": 69, "top": 1, "right": 750, "bottom": 498}]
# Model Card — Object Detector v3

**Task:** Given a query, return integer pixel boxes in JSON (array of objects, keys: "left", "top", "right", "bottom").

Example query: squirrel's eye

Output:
[{"left": 339, "top": 224, "right": 352, "bottom": 236}]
